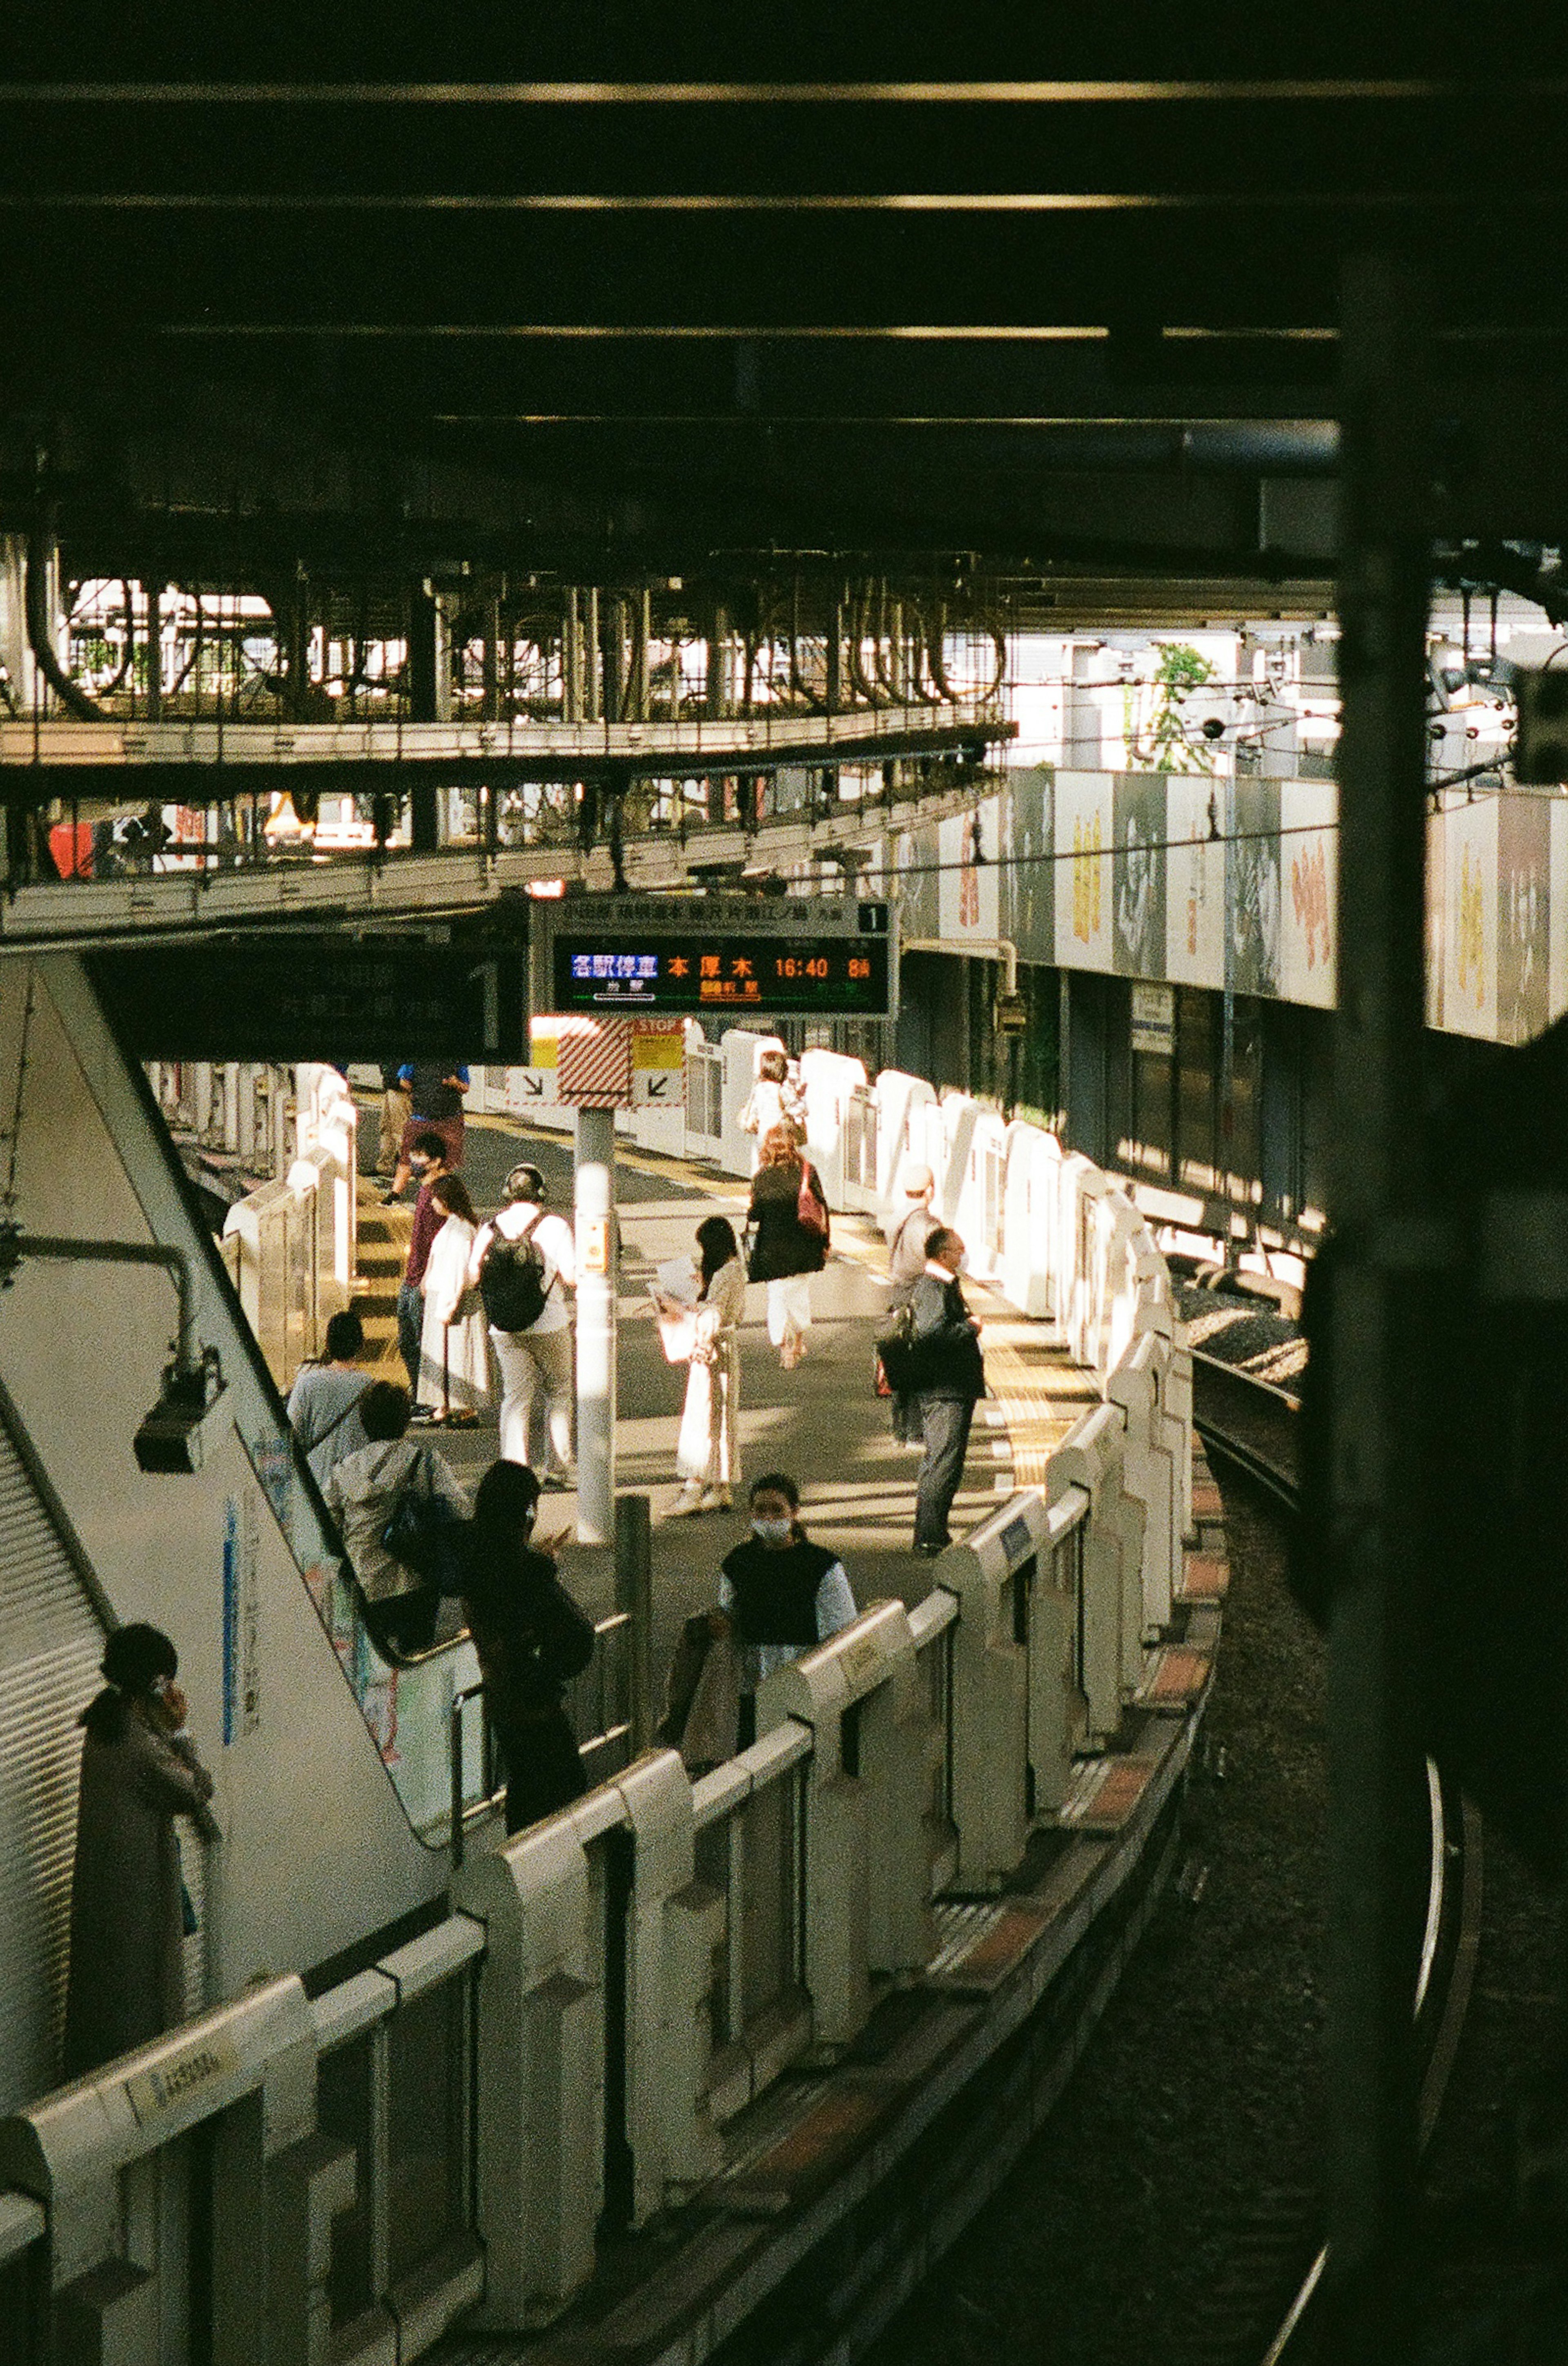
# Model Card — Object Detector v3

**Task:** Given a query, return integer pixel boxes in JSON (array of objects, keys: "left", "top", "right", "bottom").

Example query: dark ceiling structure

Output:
[{"left": 2, "top": 42, "right": 1566, "bottom": 622}]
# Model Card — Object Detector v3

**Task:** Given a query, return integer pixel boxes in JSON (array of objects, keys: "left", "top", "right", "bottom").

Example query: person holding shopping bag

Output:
[
  {"left": 745, "top": 1125, "right": 829, "bottom": 1369},
  {"left": 662, "top": 1215, "right": 746, "bottom": 1516}
]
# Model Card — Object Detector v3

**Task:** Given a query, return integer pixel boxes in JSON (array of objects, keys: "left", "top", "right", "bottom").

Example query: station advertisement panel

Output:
[
  {"left": 1054, "top": 770, "right": 1114, "bottom": 970},
  {"left": 1163, "top": 775, "right": 1226, "bottom": 991},
  {"left": 1111, "top": 773, "right": 1168, "bottom": 978},
  {"left": 1439, "top": 792, "right": 1499, "bottom": 1039},
  {"left": 1497, "top": 790, "right": 1550, "bottom": 1044},
  {"left": 1229, "top": 778, "right": 1283, "bottom": 997},
  {"left": 1279, "top": 778, "right": 1337, "bottom": 1009},
  {"left": 1549, "top": 800, "right": 1568, "bottom": 1031},
  {"left": 938, "top": 796, "right": 1002, "bottom": 946},
  {"left": 1002, "top": 766, "right": 1055, "bottom": 966}
]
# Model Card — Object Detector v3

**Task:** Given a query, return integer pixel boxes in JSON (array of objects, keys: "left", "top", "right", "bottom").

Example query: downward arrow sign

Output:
[
  {"left": 522, "top": 1075, "right": 543, "bottom": 1097},
  {"left": 647, "top": 1076, "right": 667, "bottom": 1098}
]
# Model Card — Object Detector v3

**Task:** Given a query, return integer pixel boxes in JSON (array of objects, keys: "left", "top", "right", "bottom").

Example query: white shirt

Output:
[{"left": 468, "top": 1201, "right": 576, "bottom": 1335}]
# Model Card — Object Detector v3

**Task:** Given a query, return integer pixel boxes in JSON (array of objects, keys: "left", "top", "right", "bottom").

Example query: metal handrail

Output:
[{"left": 447, "top": 1609, "right": 637, "bottom": 1865}]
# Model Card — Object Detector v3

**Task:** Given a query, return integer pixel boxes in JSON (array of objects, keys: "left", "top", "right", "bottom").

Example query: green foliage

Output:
[{"left": 1122, "top": 641, "right": 1217, "bottom": 774}]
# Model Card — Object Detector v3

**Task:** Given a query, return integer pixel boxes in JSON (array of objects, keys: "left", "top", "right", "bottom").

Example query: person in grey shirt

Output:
[
  {"left": 883, "top": 1165, "right": 937, "bottom": 1444},
  {"left": 287, "top": 1310, "right": 373, "bottom": 1488},
  {"left": 883, "top": 1163, "right": 937, "bottom": 1305}
]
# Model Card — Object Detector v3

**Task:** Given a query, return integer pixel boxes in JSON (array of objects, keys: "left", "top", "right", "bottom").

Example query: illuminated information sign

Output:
[{"left": 552, "top": 932, "right": 890, "bottom": 1017}]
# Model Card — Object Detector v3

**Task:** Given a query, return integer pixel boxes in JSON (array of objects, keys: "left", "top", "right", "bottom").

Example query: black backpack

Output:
[{"left": 478, "top": 1212, "right": 552, "bottom": 1333}]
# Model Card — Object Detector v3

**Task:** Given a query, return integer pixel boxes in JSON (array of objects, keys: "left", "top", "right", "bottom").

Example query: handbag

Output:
[
  {"left": 874, "top": 1298, "right": 924, "bottom": 1396},
  {"left": 796, "top": 1163, "right": 827, "bottom": 1237},
  {"left": 379, "top": 1448, "right": 468, "bottom": 1593}
]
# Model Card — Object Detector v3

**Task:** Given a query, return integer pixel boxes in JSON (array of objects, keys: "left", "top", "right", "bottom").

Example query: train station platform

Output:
[
  {"left": 354, "top": 1105, "right": 1098, "bottom": 1674},
  {"left": 0, "top": 977, "right": 1207, "bottom": 2366}
]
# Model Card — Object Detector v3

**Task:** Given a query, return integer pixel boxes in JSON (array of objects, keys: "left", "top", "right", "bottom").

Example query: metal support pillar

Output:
[
  {"left": 144, "top": 583, "right": 162, "bottom": 722},
  {"left": 407, "top": 581, "right": 448, "bottom": 851},
  {"left": 613, "top": 1493, "right": 653, "bottom": 1755},
  {"left": 1319, "top": 254, "right": 1435, "bottom": 2361},
  {"left": 481, "top": 592, "right": 502, "bottom": 722},
  {"left": 563, "top": 588, "right": 584, "bottom": 722},
  {"left": 574, "top": 1104, "right": 617, "bottom": 1546},
  {"left": 602, "top": 595, "right": 629, "bottom": 726}
]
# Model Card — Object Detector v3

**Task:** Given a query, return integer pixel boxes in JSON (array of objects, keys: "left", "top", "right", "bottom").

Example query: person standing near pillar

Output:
[
  {"left": 667, "top": 1215, "right": 746, "bottom": 1515},
  {"left": 470, "top": 1162, "right": 577, "bottom": 1486},
  {"left": 909, "top": 1225, "right": 986, "bottom": 1557}
]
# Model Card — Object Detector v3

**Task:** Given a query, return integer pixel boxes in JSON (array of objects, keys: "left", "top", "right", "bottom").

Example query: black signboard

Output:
[
  {"left": 552, "top": 932, "right": 890, "bottom": 1017},
  {"left": 91, "top": 936, "right": 527, "bottom": 1059}
]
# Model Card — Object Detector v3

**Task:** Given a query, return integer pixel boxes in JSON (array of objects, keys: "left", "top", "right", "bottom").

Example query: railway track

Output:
[{"left": 1190, "top": 1348, "right": 1484, "bottom": 2365}]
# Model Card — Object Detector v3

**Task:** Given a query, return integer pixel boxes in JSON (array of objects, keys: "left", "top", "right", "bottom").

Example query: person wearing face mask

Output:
[
  {"left": 908, "top": 1225, "right": 987, "bottom": 1558},
  {"left": 715, "top": 1474, "right": 857, "bottom": 1749},
  {"left": 460, "top": 1460, "right": 597, "bottom": 1834},
  {"left": 62, "top": 1624, "right": 220, "bottom": 2078}
]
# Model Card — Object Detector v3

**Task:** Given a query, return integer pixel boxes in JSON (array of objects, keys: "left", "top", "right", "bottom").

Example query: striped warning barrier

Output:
[{"left": 557, "top": 1016, "right": 634, "bottom": 1106}]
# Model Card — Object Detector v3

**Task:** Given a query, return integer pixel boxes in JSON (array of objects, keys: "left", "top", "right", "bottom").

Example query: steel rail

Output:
[{"left": 1190, "top": 1348, "right": 1485, "bottom": 2364}]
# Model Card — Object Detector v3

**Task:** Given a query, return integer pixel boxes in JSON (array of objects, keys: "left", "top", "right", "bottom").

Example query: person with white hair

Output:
[{"left": 884, "top": 1163, "right": 937, "bottom": 1306}]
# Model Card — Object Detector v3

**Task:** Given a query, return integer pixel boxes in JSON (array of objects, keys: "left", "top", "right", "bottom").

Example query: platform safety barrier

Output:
[
  {"left": 1, "top": 1063, "right": 1196, "bottom": 2354},
  {"left": 154, "top": 1056, "right": 359, "bottom": 1393}
]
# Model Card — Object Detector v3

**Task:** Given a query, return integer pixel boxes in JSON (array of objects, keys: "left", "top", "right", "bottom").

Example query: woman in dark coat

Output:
[
  {"left": 745, "top": 1123, "right": 829, "bottom": 1368},
  {"left": 461, "top": 1461, "right": 598, "bottom": 1834},
  {"left": 62, "top": 1624, "right": 219, "bottom": 2079}
]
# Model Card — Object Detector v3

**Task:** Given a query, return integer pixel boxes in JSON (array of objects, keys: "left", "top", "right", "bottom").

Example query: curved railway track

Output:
[{"left": 1191, "top": 1348, "right": 1485, "bottom": 2364}]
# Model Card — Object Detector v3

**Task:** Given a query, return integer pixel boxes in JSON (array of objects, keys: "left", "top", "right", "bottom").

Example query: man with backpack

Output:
[{"left": 468, "top": 1162, "right": 577, "bottom": 1486}]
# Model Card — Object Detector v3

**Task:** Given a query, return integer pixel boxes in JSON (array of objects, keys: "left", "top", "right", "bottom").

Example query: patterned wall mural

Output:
[{"left": 877, "top": 769, "right": 1568, "bottom": 1049}]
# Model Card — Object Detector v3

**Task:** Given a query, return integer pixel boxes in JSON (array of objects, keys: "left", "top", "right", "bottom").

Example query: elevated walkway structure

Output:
[{"left": 0, "top": 970, "right": 1209, "bottom": 2365}]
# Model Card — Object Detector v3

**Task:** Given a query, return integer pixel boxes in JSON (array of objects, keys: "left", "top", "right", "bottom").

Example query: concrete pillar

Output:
[
  {"left": 407, "top": 582, "right": 449, "bottom": 852},
  {"left": 574, "top": 1105, "right": 616, "bottom": 1545},
  {"left": 1318, "top": 254, "right": 1434, "bottom": 2362},
  {"left": 1065, "top": 641, "right": 1104, "bottom": 770}
]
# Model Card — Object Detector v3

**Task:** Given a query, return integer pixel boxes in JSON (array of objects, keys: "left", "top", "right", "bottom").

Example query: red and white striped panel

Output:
[{"left": 557, "top": 1016, "right": 634, "bottom": 1107}]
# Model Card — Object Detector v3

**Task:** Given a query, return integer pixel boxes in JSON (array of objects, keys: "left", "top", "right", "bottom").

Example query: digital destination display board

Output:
[{"left": 552, "top": 933, "right": 891, "bottom": 1017}]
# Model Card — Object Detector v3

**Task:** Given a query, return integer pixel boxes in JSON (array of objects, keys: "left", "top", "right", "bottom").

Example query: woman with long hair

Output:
[
  {"left": 668, "top": 1214, "right": 746, "bottom": 1516},
  {"left": 417, "top": 1171, "right": 489, "bottom": 1422},
  {"left": 745, "top": 1123, "right": 829, "bottom": 1369},
  {"left": 737, "top": 1045, "right": 806, "bottom": 1172},
  {"left": 461, "top": 1461, "right": 597, "bottom": 1834},
  {"left": 62, "top": 1624, "right": 220, "bottom": 2078}
]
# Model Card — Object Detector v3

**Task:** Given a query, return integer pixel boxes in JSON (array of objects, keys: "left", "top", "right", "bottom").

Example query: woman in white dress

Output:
[
  {"left": 416, "top": 1174, "right": 490, "bottom": 1421},
  {"left": 667, "top": 1216, "right": 746, "bottom": 1515}
]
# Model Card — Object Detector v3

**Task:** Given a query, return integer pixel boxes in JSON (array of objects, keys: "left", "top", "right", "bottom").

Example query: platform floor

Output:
[{"left": 352, "top": 1105, "right": 1090, "bottom": 1683}]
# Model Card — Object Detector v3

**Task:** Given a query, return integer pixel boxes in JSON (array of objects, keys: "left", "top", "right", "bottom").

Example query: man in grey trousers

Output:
[{"left": 909, "top": 1225, "right": 986, "bottom": 1557}]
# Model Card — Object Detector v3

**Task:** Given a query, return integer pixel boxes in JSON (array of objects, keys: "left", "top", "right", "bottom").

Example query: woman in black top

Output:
[
  {"left": 746, "top": 1124, "right": 830, "bottom": 1368},
  {"left": 461, "top": 1461, "right": 597, "bottom": 1833}
]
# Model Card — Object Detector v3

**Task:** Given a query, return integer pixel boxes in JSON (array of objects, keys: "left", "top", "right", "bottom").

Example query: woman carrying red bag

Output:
[{"left": 744, "top": 1124, "right": 829, "bottom": 1370}]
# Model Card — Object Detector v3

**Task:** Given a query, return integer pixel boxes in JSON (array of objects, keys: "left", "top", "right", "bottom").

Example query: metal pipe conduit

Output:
[{"left": 0, "top": 1226, "right": 196, "bottom": 1370}]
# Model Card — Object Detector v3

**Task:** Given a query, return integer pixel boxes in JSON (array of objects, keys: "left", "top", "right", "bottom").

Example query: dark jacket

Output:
[
  {"left": 62, "top": 1710, "right": 218, "bottom": 2079},
  {"left": 461, "top": 1541, "right": 597, "bottom": 1741},
  {"left": 746, "top": 1160, "right": 829, "bottom": 1281},
  {"left": 909, "top": 1271, "right": 986, "bottom": 1401},
  {"left": 405, "top": 1062, "right": 465, "bottom": 1121},
  {"left": 720, "top": 1536, "right": 840, "bottom": 1645}
]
